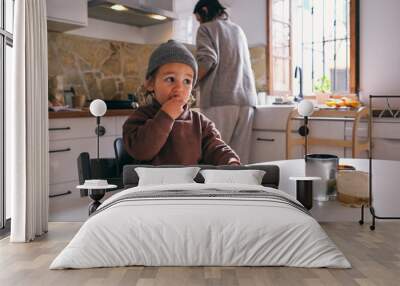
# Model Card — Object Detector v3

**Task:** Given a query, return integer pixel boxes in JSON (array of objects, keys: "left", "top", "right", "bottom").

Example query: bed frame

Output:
[
  {"left": 84, "top": 164, "right": 280, "bottom": 215},
  {"left": 122, "top": 164, "right": 280, "bottom": 189}
]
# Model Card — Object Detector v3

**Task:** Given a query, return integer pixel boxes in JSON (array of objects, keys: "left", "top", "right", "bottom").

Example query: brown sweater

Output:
[{"left": 123, "top": 100, "right": 240, "bottom": 165}]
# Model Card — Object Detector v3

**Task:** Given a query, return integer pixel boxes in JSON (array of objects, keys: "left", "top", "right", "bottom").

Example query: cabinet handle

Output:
[
  {"left": 49, "top": 127, "right": 71, "bottom": 131},
  {"left": 382, "top": 138, "right": 400, "bottom": 142},
  {"left": 257, "top": 137, "right": 275, "bottom": 142},
  {"left": 49, "top": 191, "right": 72, "bottom": 198},
  {"left": 49, "top": 148, "right": 71, "bottom": 153}
]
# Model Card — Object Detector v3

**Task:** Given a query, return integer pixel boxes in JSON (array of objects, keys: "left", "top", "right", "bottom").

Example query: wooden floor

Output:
[{"left": 0, "top": 222, "right": 399, "bottom": 286}]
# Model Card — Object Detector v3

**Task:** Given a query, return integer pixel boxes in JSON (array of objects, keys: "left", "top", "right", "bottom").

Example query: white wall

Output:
[
  {"left": 227, "top": 0, "right": 266, "bottom": 47},
  {"left": 172, "top": 0, "right": 266, "bottom": 47},
  {"left": 142, "top": 22, "right": 174, "bottom": 44},
  {"left": 172, "top": 0, "right": 198, "bottom": 44},
  {"left": 360, "top": 0, "right": 400, "bottom": 107}
]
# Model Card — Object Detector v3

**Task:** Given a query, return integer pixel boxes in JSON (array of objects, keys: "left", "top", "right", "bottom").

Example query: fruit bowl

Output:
[{"left": 324, "top": 97, "right": 361, "bottom": 108}]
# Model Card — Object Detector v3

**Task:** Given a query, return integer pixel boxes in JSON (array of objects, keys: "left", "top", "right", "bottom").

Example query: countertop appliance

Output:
[{"left": 104, "top": 100, "right": 136, "bottom": 109}]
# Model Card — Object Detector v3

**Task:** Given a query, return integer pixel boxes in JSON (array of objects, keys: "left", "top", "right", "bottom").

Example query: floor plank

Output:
[{"left": 0, "top": 222, "right": 399, "bottom": 286}]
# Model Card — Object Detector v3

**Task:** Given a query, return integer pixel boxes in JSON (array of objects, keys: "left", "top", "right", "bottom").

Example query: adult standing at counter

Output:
[{"left": 193, "top": 0, "right": 257, "bottom": 164}]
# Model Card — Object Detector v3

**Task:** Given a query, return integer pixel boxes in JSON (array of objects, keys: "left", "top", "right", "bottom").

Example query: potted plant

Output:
[{"left": 314, "top": 75, "right": 331, "bottom": 104}]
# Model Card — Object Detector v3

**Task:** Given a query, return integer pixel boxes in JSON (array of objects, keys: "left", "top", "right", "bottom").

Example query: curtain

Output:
[{"left": 10, "top": 0, "right": 49, "bottom": 242}]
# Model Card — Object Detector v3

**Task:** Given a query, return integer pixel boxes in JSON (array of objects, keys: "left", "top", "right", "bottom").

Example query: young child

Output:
[{"left": 123, "top": 40, "right": 240, "bottom": 165}]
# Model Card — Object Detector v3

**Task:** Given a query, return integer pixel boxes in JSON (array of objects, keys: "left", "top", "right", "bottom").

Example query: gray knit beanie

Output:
[{"left": 146, "top": 40, "right": 198, "bottom": 84}]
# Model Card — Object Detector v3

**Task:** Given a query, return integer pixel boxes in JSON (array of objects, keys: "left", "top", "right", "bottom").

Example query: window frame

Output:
[
  {"left": 1, "top": 0, "right": 13, "bottom": 230},
  {"left": 266, "top": 0, "right": 359, "bottom": 96},
  {"left": 267, "top": 0, "right": 293, "bottom": 96}
]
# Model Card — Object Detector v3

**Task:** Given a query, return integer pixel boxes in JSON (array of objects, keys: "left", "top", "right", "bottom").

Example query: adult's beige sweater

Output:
[{"left": 196, "top": 18, "right": 257, "bottom": 108}]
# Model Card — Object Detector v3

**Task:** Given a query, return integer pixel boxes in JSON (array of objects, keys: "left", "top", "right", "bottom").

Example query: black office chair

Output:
[
  {"left": 77, "top": 137, "right": 138, "bottom": 197},
  {"left": 77, "top": 152, "right": 121, "bottom": 197},
  {"left": 113, "top": 137, "right": 138, "bottom": 176}
]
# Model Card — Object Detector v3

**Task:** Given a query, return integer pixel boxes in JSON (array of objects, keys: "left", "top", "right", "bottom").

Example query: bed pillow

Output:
[
  {"left": 135, "top": 167, "right": 201, "bottom": 186},
  {"left": 200, "top": 169, "right": 266, "bottom": 185}
]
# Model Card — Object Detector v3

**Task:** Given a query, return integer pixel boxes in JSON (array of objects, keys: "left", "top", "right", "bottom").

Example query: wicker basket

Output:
[{"left": 337, "top": 170, "right": 369, "bottom": 208}]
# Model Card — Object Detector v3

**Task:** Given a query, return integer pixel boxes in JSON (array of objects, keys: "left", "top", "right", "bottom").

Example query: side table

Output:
[
  {"left": 289, "top": 177, "right": 321, "bottom": 210},
  {"left": 77, "top": 182, "right": 117, "bottom": 215}
]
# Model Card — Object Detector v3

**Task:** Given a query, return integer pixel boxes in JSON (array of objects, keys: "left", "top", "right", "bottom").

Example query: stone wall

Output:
[
  {"left": 48, "top": 32, "right": 267, "bottom": 101},
  {"left": 48, "top": 32, "right": 157, "bottom": 101}
]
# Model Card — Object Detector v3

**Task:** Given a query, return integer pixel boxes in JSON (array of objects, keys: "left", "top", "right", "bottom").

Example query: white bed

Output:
[{"left": 50, "top": 183, "right": 351, "bottom": 269}]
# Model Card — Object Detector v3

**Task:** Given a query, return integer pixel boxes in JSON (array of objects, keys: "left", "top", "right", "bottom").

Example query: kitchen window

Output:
[
  {"left": 266, "top": 0, "right": 359, "bottom": 96},
  {"left": 1, "top": 0, "right": 14, "bottom": 231}
]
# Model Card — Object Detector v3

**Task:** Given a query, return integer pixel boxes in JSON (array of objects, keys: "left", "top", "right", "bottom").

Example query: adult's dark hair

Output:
[{"left": 193, "top": 0, "right": 228, "bottom": 22}]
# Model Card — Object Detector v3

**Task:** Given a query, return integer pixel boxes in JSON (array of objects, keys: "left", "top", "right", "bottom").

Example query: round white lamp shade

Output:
[
  {"left": 89, "top": 99, "right": 107, "bottom": 117},
  {"left": 298, "top": 100, "right": 314, "bottom": 117}
]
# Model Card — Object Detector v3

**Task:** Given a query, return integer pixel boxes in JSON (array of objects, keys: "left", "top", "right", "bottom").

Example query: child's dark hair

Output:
[{"left": 193, "top": 0, "right": 228, "bottom": 23}]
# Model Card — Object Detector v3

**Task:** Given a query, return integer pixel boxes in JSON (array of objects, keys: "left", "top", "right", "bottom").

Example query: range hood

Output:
[{"left": 88, "top": 0, "right": 177, "bottom": 27}]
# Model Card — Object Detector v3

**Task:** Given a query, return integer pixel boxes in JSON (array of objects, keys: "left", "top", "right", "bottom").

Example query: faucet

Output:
[{"left": 294, "top": 66, "right": 303, "bottom": 102}]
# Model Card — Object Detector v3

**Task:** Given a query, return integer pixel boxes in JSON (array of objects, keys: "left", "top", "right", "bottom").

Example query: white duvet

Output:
[{"left": 50, "top": 183, "right": 351, "bottom": 269}]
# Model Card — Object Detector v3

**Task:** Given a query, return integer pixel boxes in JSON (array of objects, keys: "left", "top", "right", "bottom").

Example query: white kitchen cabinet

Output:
[
  {"left": 344, "top": 119, "right": 400, "bottom": 159},
  {"left": 250, "top": 131, "right": 286, "bottom": 163},
  {"left": 250, "top": 106, "right": 347, "bottom": 163},
  {"left": 250, "top": 106, "right": 299, "bottom": 163},
  {"left": 372, "top": 120, "right": 400, "bottom": 160},
  {"left": 373, "top": 121, "right": 400, "bottom": 139},
  {"left": 49, "top": 117, "right": 116, "bottom": 141},
  {"left": 250, "top": 130, "right": 306, "bottom": 163},
  {"left": 253, "top": 106, "right": 293, "bottom": 131},
  {"left": 47, "top": 0, "right": 88, "bottom": 32},
  {"left": 349, "top": 119, "right": 400, "bottom": 160},
  {"left": 372, "top": 138, "right": 400, "bottom": 160},
  {"left": 49, "top": 116, "right": 126, "bottom": 196},
  {"left": 49, "top": 136, "right": 116, "bottom": 185},
  {"left": 49, "top": 181, "right": 80, "bottom": 200}
]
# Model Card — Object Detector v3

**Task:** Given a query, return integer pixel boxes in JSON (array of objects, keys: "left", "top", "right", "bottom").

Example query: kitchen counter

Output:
[
  {"left": 48, "top": 108, "right": 134, "bottom": 119},
  {"left": 255, "top": 96, "right": 400, "bottom": 124}
]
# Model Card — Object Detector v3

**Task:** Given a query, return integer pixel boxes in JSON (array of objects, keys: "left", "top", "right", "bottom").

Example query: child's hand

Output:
[{"left": 161, "top": 96, "right": 187, "bottom": 119}]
